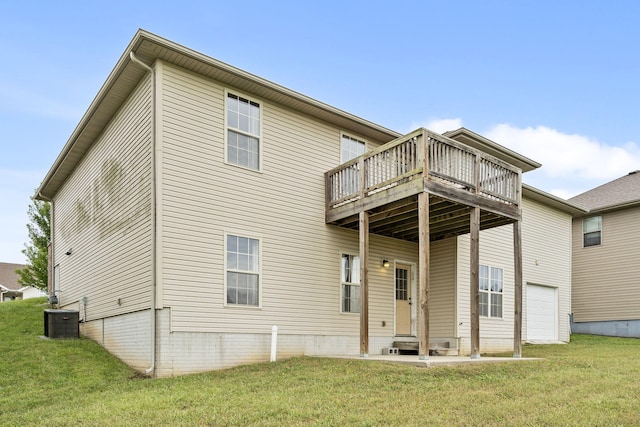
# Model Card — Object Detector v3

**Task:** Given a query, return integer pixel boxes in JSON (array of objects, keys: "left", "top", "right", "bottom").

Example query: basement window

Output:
[{"left": 583, "top": 216, "right": 602, "bottom": 247}]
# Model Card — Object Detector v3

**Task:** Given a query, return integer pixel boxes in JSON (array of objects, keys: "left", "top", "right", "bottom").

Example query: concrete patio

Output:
[{"left": 327, "top": 354, "right": 541, "bottom": 367}]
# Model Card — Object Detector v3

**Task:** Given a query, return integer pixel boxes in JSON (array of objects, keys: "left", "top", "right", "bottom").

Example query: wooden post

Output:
[
  {"left": 358, "top": 157, "right": 366, "bottom": 200},
  {"left": 513, "top": 220, "right": 523, "bottom": 358},
  {"left": 470, "top": 206, "right": 481, "bottom": 359},
  {"left": 359, "top": 210, "right": 369, "bottom": 357},
  {"left": 418, "top": 192, "right": 430, "bottom": 360},
  {"left": 324, "top": 172, "right": 332, "bottom": 213}
]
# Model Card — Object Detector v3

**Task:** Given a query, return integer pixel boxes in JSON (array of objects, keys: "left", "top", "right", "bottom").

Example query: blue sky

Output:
[{"left": 1, "top": 0, "right": 639, "bottom": 263}]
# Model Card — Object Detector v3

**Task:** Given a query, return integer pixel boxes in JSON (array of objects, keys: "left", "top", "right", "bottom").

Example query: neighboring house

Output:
[
  {"left": 35, "top": 30, "right": 582, "bottom": 377},
  {"left": 0, "top": 262, "right": 45, "bottom": 301},
  {"left": 570, "top": 171, "right": 640, "bottom": 338}
]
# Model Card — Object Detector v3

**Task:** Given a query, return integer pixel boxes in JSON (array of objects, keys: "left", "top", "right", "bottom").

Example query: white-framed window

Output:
[
  {"left": 341, "top": 254, "right": 360, "bottom": 313},
  {"left": 583, "top": 215, "right": 602, "bottom": 247},
  {"left": 225, "top": 91, "right": 261, "bottom": 171},
  {"left": 479, "top": 265, "right": 503, "bottom": 318},
  {"left": 340, "top": 134, "right": 366, "bottom": 196},
  {"left": 225, "top": 234, "right": 260, "bottom": 307},
  {"left": 341, "top": 133, "right": 366, "bottom": 162}
]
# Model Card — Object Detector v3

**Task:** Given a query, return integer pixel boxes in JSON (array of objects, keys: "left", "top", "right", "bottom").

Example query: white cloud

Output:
[
  {"left": 406, "top": 117, "right": 640, "bottom": 198},
  {"left": 485, "top": 124, "right": 640, "bottom": 197},
  {"left": 485, "top": 124, "right": 640, "bottom": 181},
  {"left": 408, "top": 118, "right": 463, "bottom": 134},
  {"left": 546, "top": 188, "right": 575, "bottom": 200}
]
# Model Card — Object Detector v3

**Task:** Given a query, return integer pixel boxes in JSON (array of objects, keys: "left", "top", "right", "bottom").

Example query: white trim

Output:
[
  {"left": 223, "top": 231, "right": 263, "bottom": 309},
  {"left": 339, "top": 251, "right": 361, "bottom": 314},
  {"left": 154, "top": 59, "right": 165, "bottom": 309},
  {"left": 223, "top": 89, "right": 264, "bottom": 173},
  {"left": 479, "top": 264, "right": 504, "bottom": 319},
  {"left": 392, "top": 260, "right": 417, "bottom": 337},
  {"left": 582, "top": 215, "right": 602, "bottom": 248}
]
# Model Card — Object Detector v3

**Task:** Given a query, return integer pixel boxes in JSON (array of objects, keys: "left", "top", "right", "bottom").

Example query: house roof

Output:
[
  {"left": 0, "top": 263, "right": 26, "bottom": 291},
  {"left": 36, "top": 30, "right": 543, "bottom": 200},
  {"left": 569, "top": 170, "right": 640, "bottom": 213},
  {"left": 36, "top": 29, "right": 401, "bottom": 200},
  {"left": 522, "top": 184, "right": 587, "bottom": 215}
]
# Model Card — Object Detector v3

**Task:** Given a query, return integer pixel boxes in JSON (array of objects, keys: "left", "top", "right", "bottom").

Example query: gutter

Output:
[
  {"left": 129, "top": 51, "right": 157, "bottom": 377},
  {"left": 522, "top": 184, "right": 588, "bottom": 215},
  {"left": 580, "top": 199, "right": 640, "bottom": 216}
]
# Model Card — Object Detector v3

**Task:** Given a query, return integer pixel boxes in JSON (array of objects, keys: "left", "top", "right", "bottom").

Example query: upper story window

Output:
[
  {"left": 583, "top": 216, "right": 602, "bottom": 247},
  {"left": 226, "top": 92, "right": 261, "bottom": 171},
  {"left": 341, "top": 134, "right": 366, "bottom": 162},
  {"left": 341, "top": 254, "right": 360, "bottom": 313},
  {"left": 479, "top": 265, "right": 503, "bottom": 318},
  {"left": 226, "top": 234, "right": 260, "bottom": 307}
]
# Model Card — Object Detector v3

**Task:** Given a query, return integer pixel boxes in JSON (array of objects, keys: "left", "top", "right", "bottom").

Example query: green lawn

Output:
[{"left": 1, "top": 298, "right": 639, "bottom": 426}]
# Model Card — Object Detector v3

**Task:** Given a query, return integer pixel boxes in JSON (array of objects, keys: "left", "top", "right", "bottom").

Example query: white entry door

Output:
[
  {"left": 526, "top": 284, "right": 558, "bottom": 341},
  {"left": 395, "top": 264, "right": 412, "bottom": 336}
]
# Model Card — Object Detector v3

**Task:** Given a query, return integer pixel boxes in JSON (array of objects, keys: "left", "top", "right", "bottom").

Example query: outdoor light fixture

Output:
[{"left": 382, "top": 259, "right": 390, "bottom": 268}]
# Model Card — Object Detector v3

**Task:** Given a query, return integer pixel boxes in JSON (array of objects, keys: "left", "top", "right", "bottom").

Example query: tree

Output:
[{"left": 17, "top": 198, "right": 51, "bottom": 290}]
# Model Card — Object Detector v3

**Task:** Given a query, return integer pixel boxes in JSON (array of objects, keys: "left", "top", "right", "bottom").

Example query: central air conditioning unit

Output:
[{"left": 44, "top": 309, "right": 79, "bottom": 339}]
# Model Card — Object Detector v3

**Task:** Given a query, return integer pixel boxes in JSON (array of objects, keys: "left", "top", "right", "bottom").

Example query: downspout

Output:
[{"left": 129, "top": 52, "right": 157, "bottom": 376}]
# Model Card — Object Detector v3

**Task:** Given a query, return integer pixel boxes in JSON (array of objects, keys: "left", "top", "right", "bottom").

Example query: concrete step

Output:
[{"left": 392, "top": 340, "right": 458, "bottom": 356}]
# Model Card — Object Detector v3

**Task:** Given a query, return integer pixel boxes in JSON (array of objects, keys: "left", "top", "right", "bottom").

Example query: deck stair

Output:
[{"left": 392, "top": 339, "right": 458, "bottom": 356}]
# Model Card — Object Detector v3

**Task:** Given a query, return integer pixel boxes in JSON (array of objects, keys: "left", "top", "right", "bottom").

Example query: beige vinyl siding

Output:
[
  {"left": 457, "top": 225, "right": 515, "bottom": 339},
  {"left": 52, "top": 76, "right": 152, "bottom": 320},
  {"left": 158, "top": 62, "right": 417, "bottom": 336},
  {"left": 456, "top": 196, "right": 572, "bottom": 342},
  {"left": 572, "top": 207, "right": 640, "bottom": 322},
  {"left": 429, "top": 238, "right": 457, "bottom": 337},
  {"left": 520, "top": 197, "right": 571, "bottom": 341}
]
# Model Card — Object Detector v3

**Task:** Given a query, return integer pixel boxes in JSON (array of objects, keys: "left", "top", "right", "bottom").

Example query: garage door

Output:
[{"left": 526, "top": 285, "right": 557, "bottom": 341}]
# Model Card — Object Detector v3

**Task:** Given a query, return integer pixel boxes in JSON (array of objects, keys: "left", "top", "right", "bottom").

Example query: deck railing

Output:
[{"left": 325, "top": 128, "right": 521, "bottom": 210}]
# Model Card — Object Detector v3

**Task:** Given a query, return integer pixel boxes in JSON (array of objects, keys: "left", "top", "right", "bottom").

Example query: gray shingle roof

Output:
[
  {"left": 0, "top": 263, "right": 25, "bottom": 291},
  {"left": 570, "top": 171, "right": 640, "bottom": 211}
]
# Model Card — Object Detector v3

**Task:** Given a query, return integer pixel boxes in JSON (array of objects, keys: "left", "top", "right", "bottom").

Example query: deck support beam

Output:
[
  {"left": 513, "top": 220, "right": 523, "bottom": 358},
  {"left": 470, "top": 206, "right": 481, "bottom": 359},
  {"left": 359, "top": 210, "right": 369, "bottom": 357},
  {"left": 418, "top": 192, "right": 430, "bottom": 360}
]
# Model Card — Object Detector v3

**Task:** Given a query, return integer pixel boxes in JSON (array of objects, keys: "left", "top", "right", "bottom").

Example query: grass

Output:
[{"left": 2, "top": 298, "right": 640, "bottom": 426}]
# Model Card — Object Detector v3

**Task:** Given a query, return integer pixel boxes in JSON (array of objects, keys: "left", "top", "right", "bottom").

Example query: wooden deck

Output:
[{"left": 325, "top": 128, "right": 523, "bottom": 241}]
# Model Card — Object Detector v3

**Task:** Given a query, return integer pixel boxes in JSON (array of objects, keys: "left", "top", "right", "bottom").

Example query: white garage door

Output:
[{"left": 526, "top": 285, "right": 557, "bottom": 341}]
